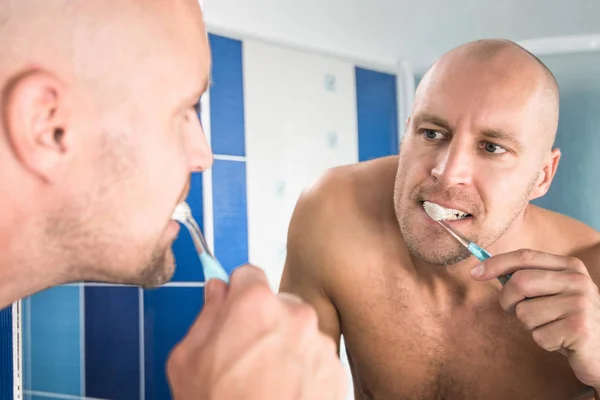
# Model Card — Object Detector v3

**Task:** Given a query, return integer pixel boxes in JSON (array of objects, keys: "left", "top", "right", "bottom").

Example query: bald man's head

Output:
[
  {"left": 395, "top": 38, "right": 562, "bottom": 265},
  {"left": 0, "top": 0, "right": 214, "bottom": 289},
  {"left": 416, "top": 38, "right": 560, "bottom": 150}
]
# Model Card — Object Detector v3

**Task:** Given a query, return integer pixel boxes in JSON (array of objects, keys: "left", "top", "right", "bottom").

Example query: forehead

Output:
[
  {"left": 150, "top": 0, "right": 211, "bottom": 97},
  {"left": 414, "top": 59, "right": 547, "bottom": 140}
]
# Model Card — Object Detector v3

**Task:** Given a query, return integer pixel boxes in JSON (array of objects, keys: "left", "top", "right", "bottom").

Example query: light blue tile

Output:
[
  {"left": 23, "top": 298, "right": 31, "bottom": 392},
  {"left": 356, "top": 67, "right": 399, "bottom": 162},
  {"left": 208, "top": 34, "right": 246, "bottom": 157},
  {"left": 212, "top": 160, "right": 249, "bottom": 274},
  {"left": 29, "top": 286, "right": 81, "bottom": 396}
]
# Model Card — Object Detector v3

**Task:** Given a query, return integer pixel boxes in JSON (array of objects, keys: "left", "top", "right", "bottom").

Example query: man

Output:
[
  {"left": 280, "top": 39, "right": 600, "bottom": 400},
  {"left": 0, "top": 0, "right": 346, "bottom": 398}
]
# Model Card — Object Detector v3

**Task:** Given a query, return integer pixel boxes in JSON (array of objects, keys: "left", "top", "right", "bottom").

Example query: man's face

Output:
[
  {"left": 56, "top": 0, "right": 213, "bottom": 287},
  {"left": 394, "top": 57, "right": 554, "bottom": 266}
]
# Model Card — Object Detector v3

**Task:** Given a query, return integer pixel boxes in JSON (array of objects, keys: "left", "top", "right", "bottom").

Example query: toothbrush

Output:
[
  {"left": 422, "top": 201, "right": 511, "bottom": 285},
  {"left": 172, "top": 202, "right": 230, "bottom": 283}
]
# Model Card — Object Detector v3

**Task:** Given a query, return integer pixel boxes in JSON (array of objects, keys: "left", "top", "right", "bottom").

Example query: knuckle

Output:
[
  {"left": 166, "top": 344, "right": 187, "bottom": 376},
  {"left": 568, "top": 273, "right": 597, "bottom": 295},
  {"left": 566, "top": 257, "right": 586, "bottom": 273},
  {"left": 498, "top": 296, "right": 512, "bottom": 313},
  {"left": 235, "top": 286, "right": 278, "bottom": 322},
  {"left": 242, "top": 284, "right": 273, "bottom": 304},
  {"left": 531, "top": 329, "right": 555, "bottom": 351},
  {"left": 573, "top": 295, "right": 591, "bottom": 312},
  {"left": 569, "top": 314, "right": 590, "bottom": 339},
  {"left": 517, "top": 248, "right": 536, "bottom": 264},
  {"left": 293, "top": 303, "right": 319, "bottom": 332},
  {"left": 514, "top": 302, "right": 530, "bottom": 325},
  {"left": 510, "top": 270, "right": 529, "bottom": 292}
]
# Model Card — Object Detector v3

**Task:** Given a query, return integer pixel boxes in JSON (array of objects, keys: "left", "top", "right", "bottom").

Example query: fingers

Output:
[
  {"left": 184, "top": 278, "right": 229, "bottom": 341},
  {"left": 471, "top": 249, "right": 589, "bottom": 281},
  {"left": 528, "top": 316, "right": 588, "bottom": 353},
  {"left": 229, "top": 264, "right": 271, "bottom": 293},
  {"left": 513, "top": 294, "right": 579, "bottom": 331},
  {"left": 499, "top": 269, "right": 589, "bottom": 312}
]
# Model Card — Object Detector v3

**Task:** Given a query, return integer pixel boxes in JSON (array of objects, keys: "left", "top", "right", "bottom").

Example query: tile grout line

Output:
[
  {"left": 201, "top": 90, "right": 216, "bottom": 254},
  {"left": 139, "top": 288, "right": 145, "bottom": 400},
  {"left": 26, "top": 298, "right": 32, "bottom": 394},
  {"left": 79, "top": 283, "right": 85, "bottom": 397},
  {"left": 60, "top": 282, "right": 206, "bottom": 288},
  {"left": 213, "top": 154, "right": 246, "bottom": 162},
  {"left": 23, "top": 390, "right": 108, "bottom": 400}
]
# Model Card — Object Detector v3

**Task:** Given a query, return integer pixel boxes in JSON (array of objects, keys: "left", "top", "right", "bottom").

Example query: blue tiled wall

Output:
[
  {"left": 212, "top": 160, "right": 249, "bottom": 273},
  {"left": 85, "top": 287, "right": 139, "bottom": 400},
  {"left": 356, "top": 67, "right": 399, "bottom": 161},
  {"left": 143, "top": 287, "right": 205, "bottom": 400},
  {"left": 16, "top": 33, "right": 398, "bottom": 400},
  {"left": 0, "top": 306, "right": 12, "bottom": 400},
  {"left": 25, "top": 286, "right": 82, "bottom": 396},
  {"left": 209, "top": 34, "right": 246, "bottom": 157}
]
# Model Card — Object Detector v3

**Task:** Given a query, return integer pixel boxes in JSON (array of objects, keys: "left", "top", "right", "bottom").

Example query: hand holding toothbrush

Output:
[
  {"left": 166, "top": 264, "right": 347, "bottom": 400},
  {"left": 471, "top": 249, "right": 600, "bottom": 395}
]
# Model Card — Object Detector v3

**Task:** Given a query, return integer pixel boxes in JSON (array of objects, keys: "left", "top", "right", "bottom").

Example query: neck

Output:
[{"left": 0, "top": 211, "right": 68, "bottom": 309}]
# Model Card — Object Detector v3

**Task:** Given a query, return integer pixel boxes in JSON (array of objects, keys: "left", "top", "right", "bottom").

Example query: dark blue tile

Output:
[
  {"left": 208, "top": 34, "right": 246, "bottom": 156},
  {"left": 0, "top": 306, "right": 12, "bottom": 400},
  {"left": 84, "top": 286, "right": 139, "bottom": 400},
  {"left": 143, "top": 287, "right": 204, "bottom": 400},
  {"left": 171, "top": 172, "right": 204, "bottom": 282},
  {"left": 356, "top": 67, "right": 399, "bottom": 161},
  {"left": 212, "top": 160, "right": 249, "bottom": 274},
  {"left": 28, "top": 287, "right": 81, "bottom": 395}
]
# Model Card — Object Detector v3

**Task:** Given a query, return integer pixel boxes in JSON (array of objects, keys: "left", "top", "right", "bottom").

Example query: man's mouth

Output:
[{"left": 422, "top": 201, "right": 472, "bottom": 221}]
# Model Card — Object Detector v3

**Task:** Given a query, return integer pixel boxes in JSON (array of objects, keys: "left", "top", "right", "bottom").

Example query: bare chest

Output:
[{"left": 337, "top": 281, "right": 587, "bottom": 400}]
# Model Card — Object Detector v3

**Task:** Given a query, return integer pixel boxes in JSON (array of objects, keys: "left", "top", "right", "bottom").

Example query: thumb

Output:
[
  {"left": 205, "top": 278, "right": 228, "bottom": 306},
  {"left": 185, "top": 279, "right": 228, "bottom": 342}
]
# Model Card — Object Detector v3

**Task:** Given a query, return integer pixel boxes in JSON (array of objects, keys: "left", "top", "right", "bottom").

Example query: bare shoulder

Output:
[
  {"left": 279, "top": 156, "right": 399, "bottom": 345},
  {"left": 291, "top": 155, "right": 398, "bottom": 232},
  {"left": 529, "top": 205, "right": 600, "bottom": 281},
  {"left": 281, "top": 156, "right": 398, "bottom": 288}
]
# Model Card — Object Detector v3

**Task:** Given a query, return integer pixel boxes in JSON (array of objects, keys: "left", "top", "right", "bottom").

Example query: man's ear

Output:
[
  {"left": 2, "top": 69, "right": 71, "bottom": 182},
  {"left": 529, "top": 148, "right": 561, "bottom": 200}
]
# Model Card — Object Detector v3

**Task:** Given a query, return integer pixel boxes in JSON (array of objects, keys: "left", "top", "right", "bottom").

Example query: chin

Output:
[
  {"left": 137, "top": 248, "right": 176, "bottom": 289},
  {"left": 407, "top": 244, "right": 472, "bottom": 266},
  {"left": 403, "top": 227, "right": 473, "bottom": 266}
]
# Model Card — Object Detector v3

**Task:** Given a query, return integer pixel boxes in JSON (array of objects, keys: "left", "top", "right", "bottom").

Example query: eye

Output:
[
  {"left": 480, "top": 141, "right": 507, "bottom": 154},
  {"left": 421, "top": 129, "right": 445, "bottom": 140},
  {"left": 185, "top": 101, "right": 203, "bottom": 128}
]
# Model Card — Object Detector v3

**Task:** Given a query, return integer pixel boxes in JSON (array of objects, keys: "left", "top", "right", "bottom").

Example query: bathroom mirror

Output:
[{"left": 3, "top": 1, "right": 599, "bottom": 399}]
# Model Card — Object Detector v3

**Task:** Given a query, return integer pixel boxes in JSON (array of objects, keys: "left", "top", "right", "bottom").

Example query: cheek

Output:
[
  {"left": 476, "top": 171, "right": 532, "bottom": 216},
  {"left": 132, "top": 127, "right": 189, "bottom": 210}
]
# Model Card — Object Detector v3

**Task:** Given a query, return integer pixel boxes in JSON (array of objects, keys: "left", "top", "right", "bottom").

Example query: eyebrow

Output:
[
  {"left": 412, "top": 113, "right": 451, "bottom": 131},
  {"left": 185, "top": 76, "right": 213, "bottom": 106},
  {"left": 413, "top": 112, "right": 523, "bottom": 151}
]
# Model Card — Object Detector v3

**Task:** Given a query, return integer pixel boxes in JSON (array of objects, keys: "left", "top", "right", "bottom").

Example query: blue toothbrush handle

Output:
[
  {"left": 467, "top": 242, "right": 512, "bottom": 285},
  {"left": 199, "top": 252, "right": 230, "bottom": 283}
]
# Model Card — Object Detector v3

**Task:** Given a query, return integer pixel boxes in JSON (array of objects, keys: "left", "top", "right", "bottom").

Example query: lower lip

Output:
[{"left": 167, "top": 219, "right": 181, "bottom": 235}]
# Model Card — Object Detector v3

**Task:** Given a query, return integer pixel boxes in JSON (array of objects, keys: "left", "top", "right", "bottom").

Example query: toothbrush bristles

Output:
[
  {"left": 172, "top": 202, "right": 192, "bottom": 222},
  {"left": 423, "top": 201, "right": 445, "bottom": 221}
]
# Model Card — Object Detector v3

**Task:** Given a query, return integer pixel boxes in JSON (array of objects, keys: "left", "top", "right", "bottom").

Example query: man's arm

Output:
[{"left": 279, "top": 181, "right": 343, "bottom": 353}]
